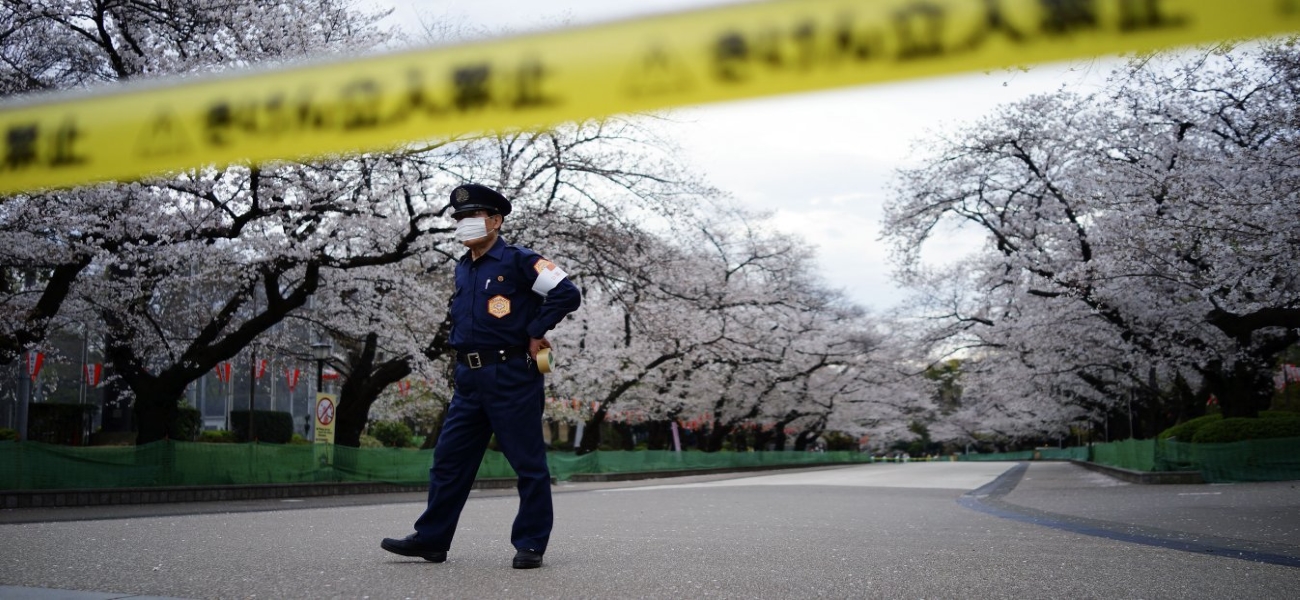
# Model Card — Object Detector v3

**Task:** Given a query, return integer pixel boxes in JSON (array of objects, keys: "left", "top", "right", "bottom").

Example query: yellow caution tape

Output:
[{"left": 1, "top": 0, "right": 1297, "bottom": 195}]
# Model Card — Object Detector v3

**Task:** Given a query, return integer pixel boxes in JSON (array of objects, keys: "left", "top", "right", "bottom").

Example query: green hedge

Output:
[
  {"left": 229, "top": 410, "right": 294, "bottom": 444},
  {"left": 198, "top": 430, "right": 238, "bottom": 443},
  {"left": 1158, "top": 414, "right": 1221, "bottom": 441},
  {"left": 1160, "top": 411, "right": 1300, "bottom": 443},
  {"left": 1192, "top": 413, "right": 1300, "bottom": 443},
  {"left": 369, "top": 421, "right": 414, "bottom": 448}
]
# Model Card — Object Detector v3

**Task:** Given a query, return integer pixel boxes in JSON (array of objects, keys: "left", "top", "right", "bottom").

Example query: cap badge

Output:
[{"left": 454, "top": 187, "right": 469, "bottom": 204}]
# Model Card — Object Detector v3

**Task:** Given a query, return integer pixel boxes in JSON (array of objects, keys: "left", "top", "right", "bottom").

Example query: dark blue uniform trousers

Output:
[{"left": 413, "top": 357, "right": 552, "bottom": 554}]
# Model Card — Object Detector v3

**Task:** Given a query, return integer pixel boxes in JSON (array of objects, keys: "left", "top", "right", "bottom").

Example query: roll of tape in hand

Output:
[{"left": 536, "top": 348, "right": 555, "bottom": 374}]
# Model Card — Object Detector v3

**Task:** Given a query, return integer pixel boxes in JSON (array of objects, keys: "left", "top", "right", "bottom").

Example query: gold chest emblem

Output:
[{"left": 487, "top": 294, "right": 511, "bottom": 318}]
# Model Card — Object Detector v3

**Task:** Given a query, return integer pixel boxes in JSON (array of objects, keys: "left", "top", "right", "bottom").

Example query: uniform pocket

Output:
[{"left": 485, "top": 280, "right": 517, "bottom": 296}]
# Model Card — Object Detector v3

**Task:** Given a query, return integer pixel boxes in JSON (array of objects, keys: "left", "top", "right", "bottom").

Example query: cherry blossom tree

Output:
[
  {"left": 0, "top": 0, "right": 413, "bottom": 443},
  {"left": 3, "top": 0, "right": 913, "bottom": 453},
  {"left": 556, "top": 204, "right": 890, "bottom": 453},
  {"left": 885, "top": 42, "right": 1300, "bottom": 443}
]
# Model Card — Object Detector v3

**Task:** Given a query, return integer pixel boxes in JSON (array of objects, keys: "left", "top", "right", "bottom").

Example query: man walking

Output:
[{"left": 382, "top": 183, "right": 581, "bottom": 569}]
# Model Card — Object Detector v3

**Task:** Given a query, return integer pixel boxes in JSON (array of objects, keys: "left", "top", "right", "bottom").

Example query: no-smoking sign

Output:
[
  {"left": 314, "top": 393, "right": 337, "bottom": 446},
  {"left": 316, "top": 396, "right": 335, "bottom": 426}
]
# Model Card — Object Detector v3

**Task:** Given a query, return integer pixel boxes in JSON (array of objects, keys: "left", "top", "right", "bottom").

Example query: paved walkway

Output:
[
  {"left": 2, "top": 462, "right": 1297, "bottom": 598},
  {"left": 969, "top": 462, "right": 1300, "bottom": 567}
]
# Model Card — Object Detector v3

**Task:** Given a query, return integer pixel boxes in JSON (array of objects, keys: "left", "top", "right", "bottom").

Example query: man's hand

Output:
[{"left": 528, "top": 337, "right": 551, "bottom": 361}]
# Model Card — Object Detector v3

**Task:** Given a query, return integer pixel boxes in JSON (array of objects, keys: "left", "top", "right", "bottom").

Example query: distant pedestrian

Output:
[{"left": 381, "top": 183, "right": 581, "bottom": 569}]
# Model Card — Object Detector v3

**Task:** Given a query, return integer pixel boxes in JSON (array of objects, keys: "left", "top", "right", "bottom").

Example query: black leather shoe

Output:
[
  {"left": 512, "top": 549, "right": 543, "bottom": 569},
  {"left": 381, "top": 534, "right": 447, "bottom": 563}
]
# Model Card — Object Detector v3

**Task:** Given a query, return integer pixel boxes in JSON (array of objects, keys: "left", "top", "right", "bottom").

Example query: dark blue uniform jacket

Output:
[{"left": 449, "top": 237, "right": 582, "bottom": 350}]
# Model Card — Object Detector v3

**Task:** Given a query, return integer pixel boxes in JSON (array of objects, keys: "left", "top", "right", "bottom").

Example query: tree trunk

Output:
[
  {"left": 128, "top": 368, "right": 196, "bottom": 445},
  {"left": 334, "top": 334, "right": 412, "bottom": 448},
  {"left": 105, "top": 311, "right": 200, "bottom": 445},
  {"left": 645, "top": 421, "right": 669, "bottom": 450},
  {"left": 577, "top": 405, "right": 608, "bottom": 455},
  {"left": 704, "top": 423, "right": 732, "bottom": 452},
  {"left": 133, "top": 385, "right": 178, "bottom": 445},
  {"left": 730, "top": 429, "right": 749, "bottom": 452},
  {"left": 613, "top": 422, "right": 635, "bottom": 450}
]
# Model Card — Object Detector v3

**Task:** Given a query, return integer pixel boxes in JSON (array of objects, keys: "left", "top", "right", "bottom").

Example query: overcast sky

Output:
[{"left": 367, "top": 0, "right": 1121, "bottom": 311}]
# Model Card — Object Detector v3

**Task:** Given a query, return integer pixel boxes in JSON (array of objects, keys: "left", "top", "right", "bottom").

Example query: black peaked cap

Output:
[{"left": 449, "top": 183, "right": 512, "bottom": 217}]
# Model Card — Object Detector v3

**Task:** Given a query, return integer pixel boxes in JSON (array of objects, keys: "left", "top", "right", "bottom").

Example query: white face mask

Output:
[{"left": 454, "top": 217, "right": 489, "bottom": 242}]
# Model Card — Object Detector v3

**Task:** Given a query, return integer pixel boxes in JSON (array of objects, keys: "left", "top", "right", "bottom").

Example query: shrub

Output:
[
  {"left": 229, "top": 410, "right": 294, "bottom": 443},
  {"left": 1191, "top": 412, "right": 1300, "bottom": 443},
  {"left": 823, "top": 431, "right": 858, "bottom": 451},
  {"left": 170, "top": 407, "right": 202, "bottom": 441},
  {"left": 199, "top": 430, "right": 238, "bottom": 443},
  {"left": 1160, "top": 410, "right": 1300, "bottom": 442},
  {"left": 288, "top": 433, "right": 310, "bottom": 445},
  {"left": 0, "top": 428, "right": 18, "bottom": 441},
  {"left": 359, "top": 434, "right": 383, "bottom": 448},
  {"left": 1158, "top": 414, "right": 1221, "bottom": 441},
  {"left": 369, "top": 421, "right": 414, "bottom": 448}
]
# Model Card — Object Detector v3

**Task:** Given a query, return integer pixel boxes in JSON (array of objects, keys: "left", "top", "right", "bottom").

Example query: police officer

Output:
[{"left": 382, "top": 183, "right": 581, "bottom": 569}]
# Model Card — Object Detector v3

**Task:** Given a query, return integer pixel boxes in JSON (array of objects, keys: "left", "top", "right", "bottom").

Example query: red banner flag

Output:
[
  {"left": 255, "top": 359, "right": 268, "bottom": 379},
  {"left": 286, "top": 368, "right": 301, "bottom": 392},
  {"left": 27, "top": 351, "right": 44, "bottom": 381},
  {"left": 84, "top": 363, "right": 103, "bottom": 387},
  {"left": 215, "top": 362, "right": 232, "bottom": 382},
  {"left": 398, "top": 380, "right": 412, "bottom": 396}
]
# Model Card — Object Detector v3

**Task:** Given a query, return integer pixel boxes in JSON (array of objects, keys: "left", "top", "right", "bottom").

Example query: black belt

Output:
[{"left": 456, "top": 347, "right": 528, "bottom": 369}]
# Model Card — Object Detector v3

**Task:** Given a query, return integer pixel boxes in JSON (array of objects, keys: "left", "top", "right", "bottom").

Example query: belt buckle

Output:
[{"left": 466, "top": 352, "right": 482, "bottom": 369}]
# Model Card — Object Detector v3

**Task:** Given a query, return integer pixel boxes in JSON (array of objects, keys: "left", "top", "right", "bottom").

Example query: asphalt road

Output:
[{"left": 1, "top": 461, "right": 1298, "bottom": 599}]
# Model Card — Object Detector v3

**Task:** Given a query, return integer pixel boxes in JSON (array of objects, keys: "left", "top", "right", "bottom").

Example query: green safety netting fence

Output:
[
  {"left": 0, "top": 441, "right": 874, "bottom": 491},
  {"left": 959, "top": 447, "right": 1089, "bottom": 462},
  {"left": 5, "top": 436, "right": 1296, "bottom": 491},
  {"left": 959, "top": 437, "right": 1300, "bottom": 483}
]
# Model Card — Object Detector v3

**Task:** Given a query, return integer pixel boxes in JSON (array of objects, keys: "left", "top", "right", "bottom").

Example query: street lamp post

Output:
[
  {"left": 248, "top": 345, "right": 257, "bottom": 442},
  {"left": 311, "top": 342, "right": 331, "bottom": 391}
]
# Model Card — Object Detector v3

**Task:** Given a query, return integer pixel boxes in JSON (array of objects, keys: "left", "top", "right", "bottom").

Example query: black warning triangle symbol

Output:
[
  {"left": 136, "top": 110, "right": 192, "bottom": 158},
  {"left": 623, "top": 45, "right": 694, "bottom": 98}
]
